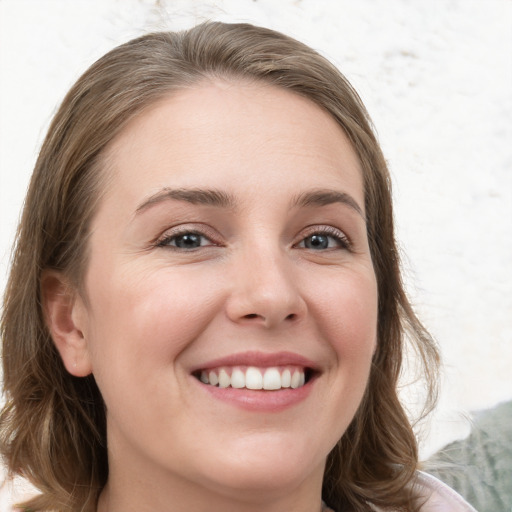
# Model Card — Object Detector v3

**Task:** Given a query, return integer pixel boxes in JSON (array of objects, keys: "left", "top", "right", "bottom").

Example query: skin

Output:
[{"left": 44, "top": 81, "right": 378, "bottom": 512}]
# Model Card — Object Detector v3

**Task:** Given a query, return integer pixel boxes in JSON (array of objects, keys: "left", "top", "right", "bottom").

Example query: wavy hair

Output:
[{"left": 0, "top": 22, "right": 439, "bottom": 512}]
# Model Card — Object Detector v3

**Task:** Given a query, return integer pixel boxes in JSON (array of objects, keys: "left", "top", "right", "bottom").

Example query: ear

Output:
[{"left": 41, "top": 270, "right": 93, "bottom": 377}]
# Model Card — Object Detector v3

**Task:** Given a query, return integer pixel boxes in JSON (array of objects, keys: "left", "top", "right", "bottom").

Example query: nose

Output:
[{"left": 225, "top": 250, "right": 307, "bottom": 328}]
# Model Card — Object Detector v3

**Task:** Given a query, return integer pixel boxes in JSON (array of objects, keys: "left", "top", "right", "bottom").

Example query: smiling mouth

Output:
[{"left": 193, "top": 366, "right": 314, "bottom": 391}]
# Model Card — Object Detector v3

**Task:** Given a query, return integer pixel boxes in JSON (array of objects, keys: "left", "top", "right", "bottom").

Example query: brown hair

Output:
[{"left": 0, "top": 22, "right": 439, "bottom": 512}]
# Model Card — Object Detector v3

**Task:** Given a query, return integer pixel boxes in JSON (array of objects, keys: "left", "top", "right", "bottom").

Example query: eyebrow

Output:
[
  {"left": 291, "top": 189, "right": 365, "bottom": 218},
  {"left": 135, "top": 187, "right": 237, "bottom": 214},
  {"left": 135, "top": 186, "right": 364, "bottom": 219}
]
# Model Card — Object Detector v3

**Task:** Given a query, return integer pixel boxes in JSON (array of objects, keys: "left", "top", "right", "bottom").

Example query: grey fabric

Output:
[{"left": 425, "top": 401, "right": 512, "bottom": 512}]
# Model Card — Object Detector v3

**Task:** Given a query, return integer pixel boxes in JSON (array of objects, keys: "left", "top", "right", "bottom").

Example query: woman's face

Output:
[{"left": 72, "top": 82, "right": 378, "bottom": 502}]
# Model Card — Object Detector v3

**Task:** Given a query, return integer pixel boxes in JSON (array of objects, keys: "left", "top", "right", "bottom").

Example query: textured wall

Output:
[{"left": 1, "top": 0, "right": 511, "bottom": 463}]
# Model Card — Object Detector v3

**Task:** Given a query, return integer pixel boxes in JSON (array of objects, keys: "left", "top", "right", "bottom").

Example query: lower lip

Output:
[{"left": 195, "top": 378, "right": 315, "bottom": 412}]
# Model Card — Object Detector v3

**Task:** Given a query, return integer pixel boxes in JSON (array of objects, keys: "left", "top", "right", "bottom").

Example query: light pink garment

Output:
[{"left": 369, "top": 472, "right": 478, "bottom": 512}]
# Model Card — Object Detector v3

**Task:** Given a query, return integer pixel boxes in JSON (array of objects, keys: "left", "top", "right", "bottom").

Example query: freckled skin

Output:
[{"left": 70, "top": 82, "right": 378, "bottom": 512}]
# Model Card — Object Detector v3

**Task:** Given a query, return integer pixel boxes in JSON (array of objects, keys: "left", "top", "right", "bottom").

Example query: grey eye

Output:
[
  {"left": 158, "top": 232, "right": 211, "bottom": 250},
  {"left": 303, "top": 234, "right": 330, "bottom": 250},
  {"left": 297, "top": 230, "right": 350, "bottom": 251},
  {"left": 173, "top": 233, "right": 204, "bottom": 249}
]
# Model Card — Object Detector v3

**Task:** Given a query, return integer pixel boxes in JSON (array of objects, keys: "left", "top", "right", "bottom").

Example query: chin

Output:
[
  {"left": 196, "top": 434, "right": 326, "bottom": 497},
  {"left": 205, "top": 463, "right": 317, "bottom": 502}
]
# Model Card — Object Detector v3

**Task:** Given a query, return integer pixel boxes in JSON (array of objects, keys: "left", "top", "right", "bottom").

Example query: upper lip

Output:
[{"left": 190, "top": 350, "right": 319, "bottom": 373}]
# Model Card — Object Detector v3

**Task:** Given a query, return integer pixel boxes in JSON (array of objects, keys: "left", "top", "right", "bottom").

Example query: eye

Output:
[
  {"left": 157, "top": 231, "right": 214, "bottom": 250},
  {"left": 296, "top": 227, "right": 350, "bottom": 251}
]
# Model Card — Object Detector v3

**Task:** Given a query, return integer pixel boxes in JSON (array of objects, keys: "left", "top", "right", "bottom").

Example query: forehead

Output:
[{"left": 102, "top": 80, "right": 364, "bottom": 210}]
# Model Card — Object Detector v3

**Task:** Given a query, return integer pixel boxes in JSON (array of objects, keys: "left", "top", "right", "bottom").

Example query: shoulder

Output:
[
  {"left": 412, "top": 472, "right": 478, "bottom": 511},
  {"left": 369, "top": 471, "right": 478, "bottom": 512}
]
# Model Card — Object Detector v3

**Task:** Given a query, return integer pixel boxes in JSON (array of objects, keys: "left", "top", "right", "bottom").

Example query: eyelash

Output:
[{"left": 155, "top": 225, "right": 351, "bottom": 252}]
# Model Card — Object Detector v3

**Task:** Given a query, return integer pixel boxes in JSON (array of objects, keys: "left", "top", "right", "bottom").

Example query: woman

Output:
[{"left": 0, "top": 22, "right": 475, "bottom": 512}]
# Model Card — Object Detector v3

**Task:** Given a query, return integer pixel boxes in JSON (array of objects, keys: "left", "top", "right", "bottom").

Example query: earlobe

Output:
[{"left": 41, "top": 270, "right": 92, "bottom": 377}]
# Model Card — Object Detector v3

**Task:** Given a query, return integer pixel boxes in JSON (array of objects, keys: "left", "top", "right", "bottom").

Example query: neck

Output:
[
  {"left": 97, "top": 455, "right": 326, "bottom": 512},
  {"left": 98, "top": 489, "right": 326, "bottom": 512}
]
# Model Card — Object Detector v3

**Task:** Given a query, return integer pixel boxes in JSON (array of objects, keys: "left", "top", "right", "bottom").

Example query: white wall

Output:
[{"left": 1, "top": 0, "right": 511, "bottom": 459}]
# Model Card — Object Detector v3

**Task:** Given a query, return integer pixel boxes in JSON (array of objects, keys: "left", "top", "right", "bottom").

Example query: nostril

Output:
[
  {"left": 243, "top": 313, "right": 297, "bottom": 321},
  {"left": 238, "top": 311, "right": 299, "bottom": 325}
]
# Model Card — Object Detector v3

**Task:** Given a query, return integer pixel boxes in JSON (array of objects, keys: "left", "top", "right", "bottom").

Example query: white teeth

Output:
[
  {"left": 245, "top": 367, "right": 263, "bottom": 390},
  {"left": 263, "top": 368, "right": 281, "bottom": 390},
  {"left": 231, "top": 368, "right": 245, "bottom": 388},
  {"left": 290, "top": 370, "right": 301, "bottom": 389},
  {"left": 208, "top": 371, "right": 219, "bottom": 386},
  {"left": 281, "top": 369, "right": 291, "bottom": 388},
  {"left": 218, "top": 369, "right": 230, "bottom": 388},
  {"left": 197, "top": 366, "right": 308, "bottom": 391}
]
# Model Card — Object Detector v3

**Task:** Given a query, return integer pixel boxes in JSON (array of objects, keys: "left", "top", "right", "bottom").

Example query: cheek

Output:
[
  {"left": 313, "top": 269, "right": 378, "bottom": 360},
  {"left": 82, "top": 265, "right": 226, "bottom": 429},
  {"left": 304, "top": 268, "right": 377, "bottom": 443},
  {"left": 83, "top": 263, "right": 225, "bottom": 374}
]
